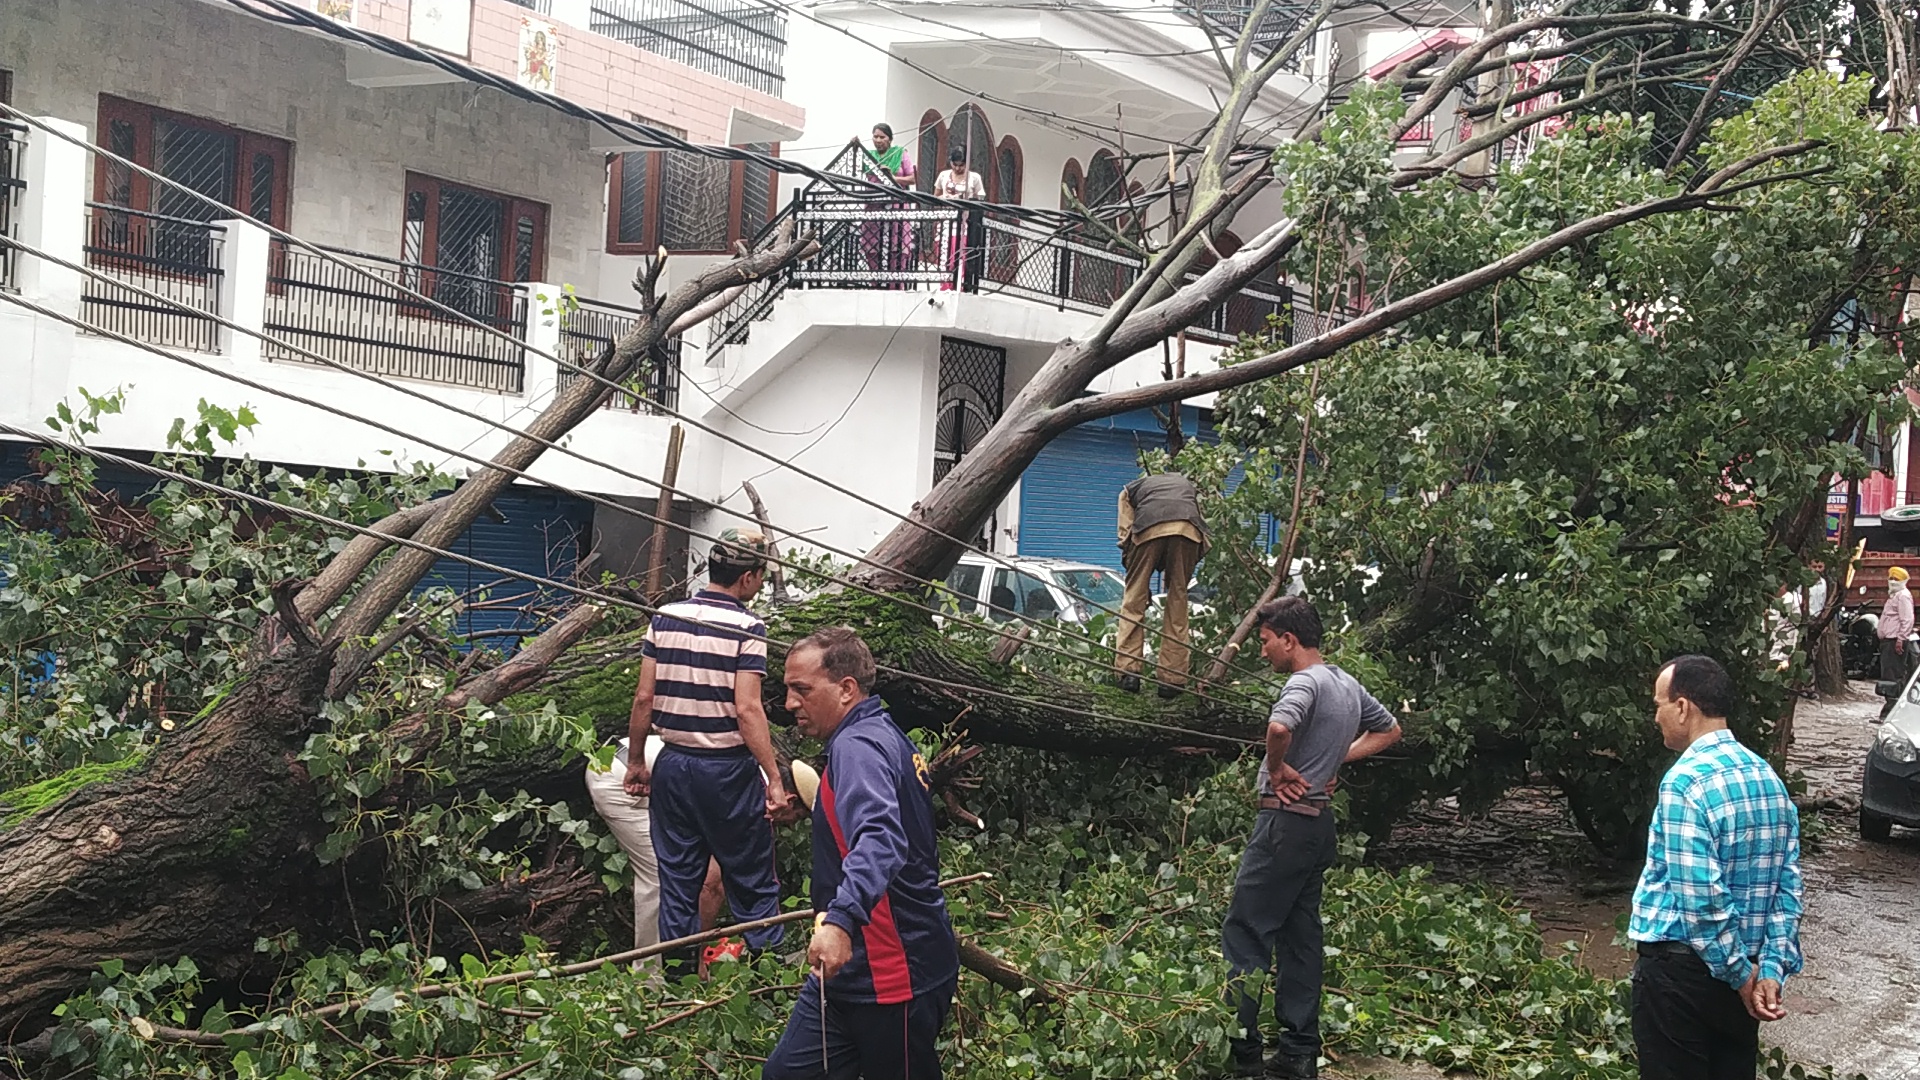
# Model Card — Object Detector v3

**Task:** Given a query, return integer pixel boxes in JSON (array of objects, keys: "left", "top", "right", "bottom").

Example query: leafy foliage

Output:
[
  {"left": 1182, "top": 73, "right": 1920, "bottom": 852},
  {"left": 36, "top": 749, "right": 1866, "bottom": 1079}
]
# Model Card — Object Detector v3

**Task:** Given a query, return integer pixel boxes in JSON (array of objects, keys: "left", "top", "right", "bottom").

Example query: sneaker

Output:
[
  {"left": 701, "top": 937, "right": 745, "bottom": 966},
  {"left": 1116, "top": 673, "right": 1142, "bottom": 693}
]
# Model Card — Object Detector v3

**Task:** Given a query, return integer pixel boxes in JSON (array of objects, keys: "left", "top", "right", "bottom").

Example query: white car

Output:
[{"left": 940, "top": 554, "right": 1127, "bottom": 625}]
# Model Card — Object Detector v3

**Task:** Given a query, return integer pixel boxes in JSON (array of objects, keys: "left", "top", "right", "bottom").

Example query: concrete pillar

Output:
[
  {"left": 214, "top": 217, "right": 271, "bottom": 363},
  {"left": 524, "top": 282, "right": 567, "bottom": 401},
  {"left": 16, "top": 116, "right": 88, "bottom": 315}
]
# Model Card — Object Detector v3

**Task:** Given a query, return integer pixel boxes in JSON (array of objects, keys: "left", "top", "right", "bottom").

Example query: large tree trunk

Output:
[{"left": 0, "top": 647, "right": 335, "bottom": 1035}]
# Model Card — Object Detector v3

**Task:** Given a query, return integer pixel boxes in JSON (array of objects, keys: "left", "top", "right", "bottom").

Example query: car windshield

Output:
[{"left": 1052, "top": 568, "right": 1125, "bottom": 609}]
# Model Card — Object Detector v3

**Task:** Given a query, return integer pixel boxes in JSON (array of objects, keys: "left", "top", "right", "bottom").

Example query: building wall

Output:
[
  {"left": 693, "top": 327, "right": 939, "bottom": 563},
  {"left": 337, "top": 0, "right": 801, "bottom": 144},
  {"left": 2, "top": 0, "right": 608, "bottom": 290}
]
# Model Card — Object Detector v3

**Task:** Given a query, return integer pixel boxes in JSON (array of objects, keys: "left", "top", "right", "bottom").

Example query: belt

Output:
[
  {"left": 1258, "top": 795, "right": 1328, "bottom": 817},
  {"left": 1636, "top": 941, "right": 1762, "bottom": 964}
]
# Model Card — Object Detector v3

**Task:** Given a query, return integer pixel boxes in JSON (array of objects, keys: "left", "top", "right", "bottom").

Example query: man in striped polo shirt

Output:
[{"left": 624, "top": 530, "right": 796, "bottom": 968}]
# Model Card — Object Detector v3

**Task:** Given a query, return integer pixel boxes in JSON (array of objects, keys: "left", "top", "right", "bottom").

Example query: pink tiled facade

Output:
[{"left": 309, "top": 0, "right": 802, "bottom": 144}]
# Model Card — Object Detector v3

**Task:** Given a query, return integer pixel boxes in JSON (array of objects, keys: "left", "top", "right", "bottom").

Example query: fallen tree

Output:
[{"left": 0, "top": 0, "right": 1878, "bottom": 1042}]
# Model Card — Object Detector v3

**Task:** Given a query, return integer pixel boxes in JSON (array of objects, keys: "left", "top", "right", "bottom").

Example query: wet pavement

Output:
[{"left": 1368, "top": 683, "right": 1920, "bottom": 1079}]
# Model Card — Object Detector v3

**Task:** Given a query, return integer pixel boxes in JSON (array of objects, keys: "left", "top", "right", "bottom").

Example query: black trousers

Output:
[
  {"left": 1882, "top": 638, "right": 1912, "bottom": 685},
  {"left": 762, "top": 976, "right": 954, "bottom": 1080},
  {"left": 1221, "top": 808, "right": 1338, "bottom": 1061},
  {"left": 1631, "top": 950, "right": 1760, "bottom": 1080}
]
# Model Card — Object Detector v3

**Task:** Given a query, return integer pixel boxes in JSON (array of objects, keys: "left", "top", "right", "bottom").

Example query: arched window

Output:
[
  {"left": 994, "top": 136, "right": 1023, "bottom": 203},
  {"left": 1059, "top": 158, "right": 1084, "bottom": 210},
  {"left": 949, "top": 104, "right": 994, "bottom": 192},
  {"left": 1084, "top": 150, "right": 1125, "bottom": 210},
  {"left": 1205, "top": 230, "right": 1289, "bottom": 341},
  {"left": 916, "top": 109, "right": 946, "bottom": 195}
]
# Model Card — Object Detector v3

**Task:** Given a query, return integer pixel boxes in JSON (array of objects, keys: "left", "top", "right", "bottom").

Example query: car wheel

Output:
[{"left": 1861, "top": 808, "right": 1895, "bottom": 842}]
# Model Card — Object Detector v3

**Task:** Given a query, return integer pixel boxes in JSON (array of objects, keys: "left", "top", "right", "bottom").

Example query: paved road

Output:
[
  {"left": 1369, "top": 682, "right": 1920, "bottom": 1079},
  {"left": 1769, "top": 685, "right": 1920, "bottom": 1080}
]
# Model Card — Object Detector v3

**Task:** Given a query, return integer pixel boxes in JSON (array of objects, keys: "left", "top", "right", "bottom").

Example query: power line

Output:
[
  {"left": 0, "top": 247, "right": 1281, "bottom": 710},
  {"left": 0, "top": 105, "right": 1280, "bottom": 690},
  {"left": 0, "top": 420, "right": 1260, "bottom": 748}
]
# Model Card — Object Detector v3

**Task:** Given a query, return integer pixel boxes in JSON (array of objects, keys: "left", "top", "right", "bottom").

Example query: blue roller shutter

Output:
[
  {"left": 1017, "top": 409, "right": 1274, "bottom": 573},
  {"left": 415, "top": 485, "right": 590, "bottom": 650}
]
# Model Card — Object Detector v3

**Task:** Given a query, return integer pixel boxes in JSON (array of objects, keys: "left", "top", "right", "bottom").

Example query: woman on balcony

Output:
[
  {"left": 860, "top": 123, "right": 916, "bottom": 287},
  {"left": 932, "top": 147, "right": 986, "bottom": 292}
]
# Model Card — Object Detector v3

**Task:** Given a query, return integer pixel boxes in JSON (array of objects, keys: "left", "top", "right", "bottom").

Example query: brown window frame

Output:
[
  {"left": 604, "top": 144, "right": 781, "bottom": 257},
  {"left": 92, "top": 94, "right": 293, "bottom": 230},
  {"left": 401, "top": 171, "right": 548, "bottom": 282}
]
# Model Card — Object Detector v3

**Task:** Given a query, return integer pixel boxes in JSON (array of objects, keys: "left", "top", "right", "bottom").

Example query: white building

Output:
[{"left": 1, "top": 0, "right": 1499, "bottom": 618}]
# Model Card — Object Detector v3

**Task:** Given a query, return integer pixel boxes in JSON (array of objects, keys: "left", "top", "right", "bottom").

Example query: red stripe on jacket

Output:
[{"left": 818, "top": 772, "right": 916, "bottom": 1004}]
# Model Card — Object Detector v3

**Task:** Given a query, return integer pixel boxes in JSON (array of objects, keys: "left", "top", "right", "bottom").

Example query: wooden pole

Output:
[
  {"left": 643, "top": 423, "right": 685, "bottom": 603},
  {"left": 741, "top": 479, "right": 790, "bottom": 605}
]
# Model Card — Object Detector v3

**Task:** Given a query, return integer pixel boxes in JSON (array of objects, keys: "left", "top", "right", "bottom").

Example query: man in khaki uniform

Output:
[{"left": 1115, "top": 470, "right": 1207, "bottom": 697}]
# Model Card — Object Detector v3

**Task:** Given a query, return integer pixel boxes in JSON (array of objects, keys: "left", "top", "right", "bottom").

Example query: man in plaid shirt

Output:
[{"left": 1629, "top": 654, "right": 1803, "bottom": 1080}]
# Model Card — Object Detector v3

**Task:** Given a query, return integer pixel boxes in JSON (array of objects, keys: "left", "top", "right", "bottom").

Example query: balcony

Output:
[
  {"left": 710, "top": 177, "right": 1295, "bottom": 359},
  {"left": 590, "top": 0, "right": 786, "bottom": 97},
  {"left": 557, "top": 297, "right": 683, "bottom": 412},
  {"left": 263, "top": 244, "right": 529, "bottom": 394},
  {"left": 81, "top": 203, "right": 226, "bottom": 354}
]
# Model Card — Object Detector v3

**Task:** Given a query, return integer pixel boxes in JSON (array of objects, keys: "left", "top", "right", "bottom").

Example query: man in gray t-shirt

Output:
[{"left": 1222, "top": 597, "right": 1402, "bottom": 1080}]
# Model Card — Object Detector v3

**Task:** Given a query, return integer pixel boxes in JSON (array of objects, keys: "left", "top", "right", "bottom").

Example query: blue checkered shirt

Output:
[{"left": 1629, "top": 729, "right": 1803, "bottom": 988}]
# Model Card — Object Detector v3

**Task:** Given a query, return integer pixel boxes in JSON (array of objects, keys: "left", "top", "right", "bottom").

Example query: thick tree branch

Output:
[
  {"left": 1666, "top": 0, "right": 1788, "bottom": 171},
  {"left": 321, "top": 236, "right": 818, "bottom": 691},
  {"left": 1060, "top": 143, "right": 1822, "bottom": 426}
]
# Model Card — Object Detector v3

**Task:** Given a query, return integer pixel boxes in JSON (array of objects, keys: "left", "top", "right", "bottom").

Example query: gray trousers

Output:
[{"left": 1222, "top": 808, "right": 1338, "bottom": 1061}]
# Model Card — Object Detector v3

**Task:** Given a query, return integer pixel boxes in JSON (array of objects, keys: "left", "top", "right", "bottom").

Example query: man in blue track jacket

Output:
[{"left": 764, "top": 627, "right": 958, "bottom": 1080}]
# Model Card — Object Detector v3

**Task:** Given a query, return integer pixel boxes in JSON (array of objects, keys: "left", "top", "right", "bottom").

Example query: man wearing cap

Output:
[
  {"left": 1880, "top": 565, "right": 1914, "bottom": 685},
  {"left": 763, "top": 626, "right": 957, "bottom": 1080},
  {"left": 624, "top": 530, "right": 797, "bottom": 970}
]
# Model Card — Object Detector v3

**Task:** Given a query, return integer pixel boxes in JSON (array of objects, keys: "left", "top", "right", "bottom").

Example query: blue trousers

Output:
[
  {"left": 762, "top": 976, "right": 954, "bottom": 1080},
  {"left": 648, "top": 745, "right": 782, "bottom": 950}
]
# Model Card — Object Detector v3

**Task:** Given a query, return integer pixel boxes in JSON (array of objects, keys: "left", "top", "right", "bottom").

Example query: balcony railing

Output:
[
  {"left": 590, "top": 0, "right": 786, "bottom": 97},
  {"left": 1, "top": 120, "right": 24, "bottom": 291},
  {"left": 556, "top": 296, "right": 682, "bottom": 412},
  {"left": 709, "top": 189, "right": 1301, "bottom": 358},
  {"left": 262, "top": 244, "right": 527, "bottom": 393},
  {"left": 81, "top": 203, "right": 225, "bottom": 353}
]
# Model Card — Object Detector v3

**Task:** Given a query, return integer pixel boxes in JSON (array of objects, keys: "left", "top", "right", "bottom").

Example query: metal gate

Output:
[
  {"left": 933, "top": 336, "right": 1004, "bottom": 483},
  {"left": 933, "top": 336, "right": 1006, "bottom": 546}
]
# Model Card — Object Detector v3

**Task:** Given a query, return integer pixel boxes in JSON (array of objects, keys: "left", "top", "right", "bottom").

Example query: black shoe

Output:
[
  {"left": 1221, "top": 1055, "right": 1263, "bottom": 1078},
  {"left": 1264, "top": 1053, "right": 1318, "bottom": 1079},
  {"left": 1116, "top": 673, "right": 1142, "bottom": 693},
  {"left": 1156, "top": 682, "right": 1183, "bottom": 700}
]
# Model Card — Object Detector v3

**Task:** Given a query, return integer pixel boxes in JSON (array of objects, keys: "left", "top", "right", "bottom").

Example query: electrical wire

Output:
[
  {"left": 0, "top": 245, "right": 1282, "bottom": 709},
  {"left": 0, "top": 105, "right": 1282, "bottom": 690},
  {"left": 0, "top": 419, "right": 1261, "bottom": 748}
]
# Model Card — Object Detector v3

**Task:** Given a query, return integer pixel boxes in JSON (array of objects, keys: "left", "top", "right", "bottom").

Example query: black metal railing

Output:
[
  {"left": 81, "top": 203, "right": 225, "bottom": 353},
  {"left": 704, "top": 138, "right": 1324, "bottom": 357},
  {"left": 557, "top": 297, "right": 682, "bottom": 412},
  {"left": 590, "top": 0, "right": 786, "bottom": 97},
  {"left": 1, "top": 120, "right": 25, "bottom": 291},
  {"left": 262, "top": 244, "right": 526, "bottom": 393}
]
